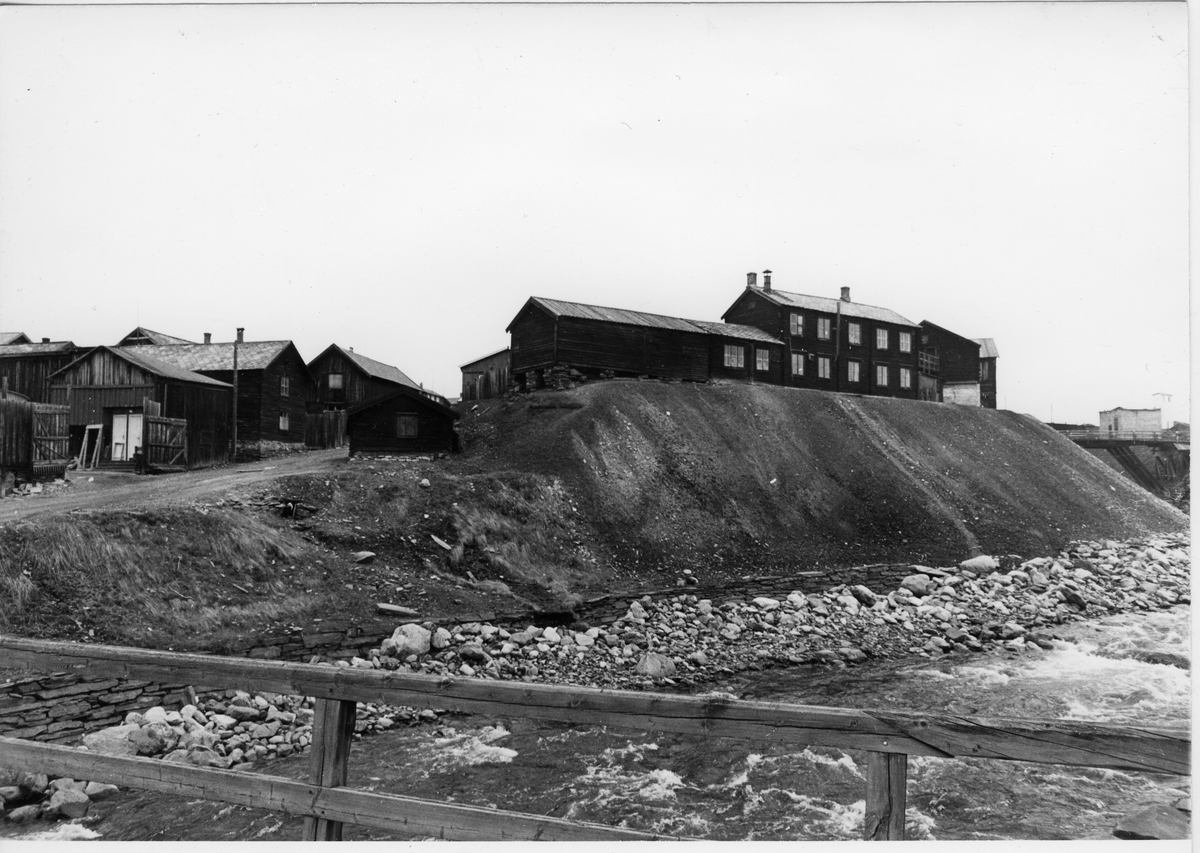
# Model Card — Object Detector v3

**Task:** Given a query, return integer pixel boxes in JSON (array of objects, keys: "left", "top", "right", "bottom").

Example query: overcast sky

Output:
[{"left": 0, "top": 2, "right": 1188, "bottom": 425}]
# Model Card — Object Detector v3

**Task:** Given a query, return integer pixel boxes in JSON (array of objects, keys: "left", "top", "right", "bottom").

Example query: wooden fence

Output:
[
  {"left": 305, "top": 410, "right": 347, "bottom": 449},
  {"left": 0, "top": 636, "right": 1189, "bottom": 842},
  {"left": 0, "top": 396, "right": 70, "bottom": 482}
]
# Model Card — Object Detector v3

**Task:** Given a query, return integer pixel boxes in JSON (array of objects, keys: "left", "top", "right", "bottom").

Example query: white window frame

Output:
[
  {"left": 791, "top": 353, "right": 804, "bottom": 376},
  {"left": 848, "top": 360, "right": 861, "bottom": 383},
  {"left": 876, "top": 364, "right": 889, "bottom": 386},
  {"left": 817, "top": 317, "right": 831, "bottom": 340},
  {"left": 755, "top": 348, "right": 770, "bottom": 371},
  {"left": 876, "top": 329, "right": 889, "bottom": 349},
  {"left": 818, "top": 357, "right": 831, "bottom": 379},
  {"left": 899, "top": 331, "right": 912, "bottom": 353},
  {"left": 900, "top": 367, "right": 912, "bottom": 389},
  {"left": 723, "top": 344, "right": 745, "bottom": 368},
  {"left": 789, "top": 313, "right": 804, "bottom": 337},
  {"left": 848, "top": 323, "right": 862, "bottom": 345},
  {"left": 280, "top": 376, "right": 290, "bottom": 398}
]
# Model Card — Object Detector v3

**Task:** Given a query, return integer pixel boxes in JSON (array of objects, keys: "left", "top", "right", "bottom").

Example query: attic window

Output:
[{"left": 396, "top": 415, "right": 418, "bottom": 437}]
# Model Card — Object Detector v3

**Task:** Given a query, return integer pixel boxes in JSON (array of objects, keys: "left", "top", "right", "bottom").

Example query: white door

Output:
[{"left": 110, "top": 413, "right": 144, "bottom": 462}]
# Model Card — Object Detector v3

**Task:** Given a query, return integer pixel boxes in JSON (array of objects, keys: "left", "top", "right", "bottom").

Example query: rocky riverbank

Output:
[{"left": 2, "top": 534, "right": 1188, "bottom": 828}]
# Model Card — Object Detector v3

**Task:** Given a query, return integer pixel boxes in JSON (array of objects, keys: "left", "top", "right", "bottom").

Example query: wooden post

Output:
[
  {"left": 231, "top": 330, "right": 240, "bottom": 463},
  {"left": 301, "top": 698, "right": 357, "bottom": 841},
  {"left": 0, "top": 377, "right": 7, "bottom": 497},
  {"left": 864, "top": 751, "right": 907, "bottom": 841}
]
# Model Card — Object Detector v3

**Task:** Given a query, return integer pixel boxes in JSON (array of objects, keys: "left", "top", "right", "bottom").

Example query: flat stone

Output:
[
  {"left": 6, "top": 804, "right": 42, "bottom": 823},
  {"left": 377, "top": 603, "right": 420, "bottom": 617},
  {"left": 47, "top": 788, "right": 90, "bottom": 819},
  {"left": 1113, "top": 804, "right": 1190, "bottom": 840},
  {"left": 353, "top": 551, "right": 376, "bottom": 563}
]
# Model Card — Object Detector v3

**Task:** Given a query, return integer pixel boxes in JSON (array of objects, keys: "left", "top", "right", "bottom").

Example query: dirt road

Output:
[{"left": 0, "top": 449, "right": 351, "bottom": 524}]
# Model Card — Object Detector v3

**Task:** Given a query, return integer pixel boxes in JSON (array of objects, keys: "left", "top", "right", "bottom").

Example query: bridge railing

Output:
[
  {"left": 1058, "top": 429, "right": 1183, "bottom": 444},
  {"left": 0, "top": 636, "right": 1189, "bottom": 841}
]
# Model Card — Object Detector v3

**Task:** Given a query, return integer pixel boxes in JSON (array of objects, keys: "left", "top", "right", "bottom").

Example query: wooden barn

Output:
[
  {"left": 0, "top": 339, "right": 82, "bottom": 403},
  {"left": 48, "top": 346, "right": 232, "bottom": 469},
  {"left": 505, "top": 296, "right": 785, "bottom": 389},
  {"left": 0, "top": 333, "right": 33, "bottom": 345},
  {"left": 122, "top": 332, "right": 315, "bottom": 458},
  {"left": 308, "top": 344, "right": 422, "bottom": 411},
  {"left": 460, "top": 348, "right": 510, "bottom": 402},
  {"left": 722, "top": 272, "right": 921, "bottom": 400},
  {"left": 346, "top": 385, "right": 460, "bottom": 456},
  {"left": 916, "top": 322, "right": 999, "bottom": 409},
  {"left": 115, "top": 327, "right": 197, "bottom": 347}
]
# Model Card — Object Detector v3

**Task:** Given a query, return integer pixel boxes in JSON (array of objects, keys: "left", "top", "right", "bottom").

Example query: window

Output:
[
  {"left": 899, "top": 332, "right": 912, "bottom": 353},
  {"left": 900, "top": 368, "right": 912, "bottom": 389},
  {"left": 791, "top": 353, "right": 804, "bottom": 376},
  {"left": 876, "top": 365, "right": 889, "bottom": 386},
  {"left": 279, "top": 412, "right": 290, "bottom": 432},
  {"left": 981, "top": 361, "right": 991, "bottom": 380},
  {"left": 723, "top": 344, "right": 745, "bottom": 368},
  {"left": 848, "top": 360, "right": 861, "bottom": 383},
  {"left": 848, "top": 323, "right": 861, "bottom": 345},
  {"left": 876, "top": 329, "right": 889, "bottom": 349},
  {"left": 396, "top": 415, "right": 418, "bottom": 437},
  {"left": 755, "top": 348, "right": 770, "bottom": 371},
  {"left": 789, "top": 313, "right": 804, "bottom": 337},
  {"left": 328, "top": 373, "right": 344, "bottom": 390},
  {"left": 280, "top": 376, "right": 290, "bottom": 398},
  {"left": 818, "top": 357, "right": 831, "bottom": 379},
  {"left": 817, "top": 317, "right": 831, "bottom": 340}
]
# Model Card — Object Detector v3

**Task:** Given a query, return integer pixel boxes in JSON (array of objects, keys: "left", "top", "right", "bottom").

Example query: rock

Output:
[
  {"left": 83, "top": 725, "right": 140, "bottom": 756},
  {"left": 1061, "top": 588, "right": 1088, "bottom": 610},
  {"left": 960, "top": 555, "right": 999, "bottom": 572},
  {"left": 130, "top": 722, "right": 180, "bottom": 756},
  {"left": 459, "top": 643, "right": 489, "bottom": 663},
  {"left": 0, "top": 785, "right": 21, "bottom": 804},
  {"left": 382, "top": 624, "right": 432, "bottom": 658},
  {"left": 839, "top": 647, "right": 868, "bottom": 663},
  {"left": 83, "top": 782, "right": 120, "bottom": 801},
  {"left": 6, "top": 804, "right": 41, "bottom": 823},
  {"left": 377, "top": 603, "right": 420, "bottom": 617},
  {"left": 1130, "top": 650, "right": 1190, "bottom": 669},
  {"left": 998, "top": 622, "right": 1027, "bottom": 640},
  {"left": 353, "top": 551, "right": 376, "bottom": 563},
  {"left": 1113, "top": 804, "right": 1190, "bottom": 840},
  {"left": 142, "top": 706, "right": 170, "bottom": 724},
  {"left": 17, "top": 772, "right": 49, "bottom": 795},
  {"left": 225, "top": 705, "right": 261, "bottom": 722},
  {"left": 752, "top": 597, "right": 781, "bottom": 611},
  {"left": 900, "top": 574, "right": 932, "bottom": 596},
  {"left": 47, "top": 788, "right": 90, "bottom": 819},
  {"left": 210, "top": 713, "right": 238, "bottom": 729},
  {"left": 541, "top": 627, "right": 562, "bottom": 643},
  {"left": 849, "top": 586, "right": 878, "bottom": 606},
  {"left": 186, "top": 746, "right": 229, "bottom": 768},
  {"left": 633, "top": 652, "right": 678, "bottom": 678},
  {"left": 686, "top": 651, "right": 708, "bottom": 666},
  {"left": 627, "top": 601, "right": 648, "bottom": 621},
  {"left": 419, "top": 478, "right": 431, "bottom": 488}
]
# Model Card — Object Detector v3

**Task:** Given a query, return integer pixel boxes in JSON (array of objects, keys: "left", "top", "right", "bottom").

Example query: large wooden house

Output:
[
  {"left": 48, "top": 346, "right": 231, "bottom": 469},
  {"left": 308, "top": 344, "right": 422, "bottom": 411},
  {"left": 121, "top": 332, "right": 315, "bottom": 458},
  {"left": 916, "top": 322, "right": 999, "bottom": 409},
  {"left": 505, "top": 296, "right": 785, "bottom": 389},
  {"left": 346, "top": 385, "right": 460, "bottom": 456},
  {"left": 0, "top": 339, "right": 82, "bottom": 403},
  {"left": 721, "top": 273, "right": 921, "bottom": 399}
]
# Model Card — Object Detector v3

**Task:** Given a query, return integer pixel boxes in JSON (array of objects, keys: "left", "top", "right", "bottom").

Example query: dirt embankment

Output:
[{"left": 451, "top": 382, "right": 1186, "bottom": 584}]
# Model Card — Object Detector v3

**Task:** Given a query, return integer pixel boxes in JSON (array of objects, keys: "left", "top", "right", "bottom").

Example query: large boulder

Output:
[
  {"left": 633, "top": 652, "right": 677, "bottom": 678},
  {"left": 82, "top": 724, "right": 140, "bottom": 756},
  {"left": 900, "top": 574, "right": 932, "bottom": 596},
  {"left": 960, "top": 555, "right": 999, "bottom": 572},
  {"left": 129, "top": 721, "right": 180, "bottom": 756},
  {"left": 47, "top": 788, "right": 90, "bottom": 819},
  {"left": 382, "top": 624, "right": 432, "bottom": 658}
]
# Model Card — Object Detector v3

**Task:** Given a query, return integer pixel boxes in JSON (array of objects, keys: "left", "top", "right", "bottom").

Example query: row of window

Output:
[
  {"left": 723, "top": 344, "right": 913, "bottom": 388},
  {"left": 789, "top": 313, "right": 912, "bottom": 352}
]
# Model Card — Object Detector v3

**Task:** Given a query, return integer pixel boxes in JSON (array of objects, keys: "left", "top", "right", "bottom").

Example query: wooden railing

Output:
[
  {"left": 0, "top": 636, "right": 1189, "bottom": 841},
  {"left": 1058, "top": 429, "right": 1187, "bottom": 446}
]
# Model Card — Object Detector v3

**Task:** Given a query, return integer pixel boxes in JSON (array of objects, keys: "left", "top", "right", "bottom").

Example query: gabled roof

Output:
[
  {"left": 508, "top": 297, "right": 784, "bottom": 344},
  {"left": 0, "top": 333, "right": 32, "bottom": 345},
  {"left": 726, "top": 286, "right": 918, "bottom": 327},
  {"left": 460, "top": 347, "right": 511, "bottom": 371},
  {"left": 0, "top": 341, "right": 76, "bottom": 357},
  {"left": 310, "top": 344, "right": 420, "bottom": 390},
  {"left": 127, "top": 341, "right": 297, "bottom": 373},
  {"left": 973, "top": 338, "right": 999, "bottom": 359},
  {"left": 117, "top": 327, "right": 197, "bottom": 346},
  {"left": 347, "top": 384, "right": 460, "bottom": 420},
  {"left": 51, "top": 346, "right": 231, "bottom": 387},
  {"left": 920, "top": 321, "right": 983, "bottom": 349}
]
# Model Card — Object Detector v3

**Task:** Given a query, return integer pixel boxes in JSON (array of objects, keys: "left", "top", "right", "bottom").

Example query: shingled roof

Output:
[
  {"left": 127, "top": 341, "right": 296, "bottom": 372},
  {"left": 117, "top": 327, "right": 197, "bottom": 346},
  {"left": 0, "top": 341, "right": 76, "bottom": 357},
  {"left": 727, "top": 286, "right": 918, "bottom": 327},
  {"left": 974, "top": 338, "right": 1000, "bottom": 359},
  {"left": 50, "top": 346, "right": 231, "bottom": 387},
  {"left": 510, "top": 297, "right": 784, "bottom": 344},
  {"left": 312, "top": 344, "right": 420, "bottom": 390},
  {"left": 0, "top": 333, "right": 32, "bottom": 345}
]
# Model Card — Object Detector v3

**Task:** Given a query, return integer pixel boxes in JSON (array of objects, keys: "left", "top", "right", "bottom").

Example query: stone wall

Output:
[{"left": 0, "top": 672, "right": 189, "bottom": 742}]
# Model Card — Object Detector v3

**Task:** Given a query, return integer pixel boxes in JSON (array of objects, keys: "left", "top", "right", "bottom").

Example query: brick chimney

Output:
[
  {"left": 204, "top": 333, "right": 212, "bottom": 344},
  {"left": 747, "top": 272, "right": 757, "bottom": 288},
  {"left": 763, "top": 270, "right": 772, "bottom": 293},
  {"left": 41, "top": 337, "right": 49, "bottom": 344},
  {"left": 236, "top": 328, "right": 244, "bottom": 343},
  {"left": 840, "top": 287, "right": 851, "bottom": 302}
]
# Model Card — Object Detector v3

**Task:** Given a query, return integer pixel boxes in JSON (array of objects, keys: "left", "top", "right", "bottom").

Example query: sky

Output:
[{"left": 0, "top": 1, "right": 1189, "bottom": 425}]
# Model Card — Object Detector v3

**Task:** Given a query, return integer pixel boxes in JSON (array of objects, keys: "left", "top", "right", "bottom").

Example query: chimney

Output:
[
  {"left": 41, "top": 337, "right": 50, "bottom": 344},
  {"left": 236, "top": 328, "right": 244, "bottom": 343},
  {"left": 747, "top": 272, "right": 757, "bottom": 288},
  {"left": 349, "top": 346, "right": 354, "bottom": 353},
  {"left": 840, "top": 287, "right": 851, "bottom": 303},
  {"left": 204, "top": 333, "right": 212, "bottom": 344},
  {"left": 763, "top": 270, "right": 772, "bottom": 293}
]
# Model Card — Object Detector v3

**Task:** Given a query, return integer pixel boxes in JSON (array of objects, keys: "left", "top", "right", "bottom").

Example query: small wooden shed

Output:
[
  {"left": 346, "top": 386, "right": 460, "bottom": 456},
  {"left": 460, "top": 348, "right": 510, "bottom": 402}
]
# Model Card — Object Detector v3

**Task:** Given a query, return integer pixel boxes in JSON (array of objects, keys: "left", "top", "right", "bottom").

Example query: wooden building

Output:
[
  {"left": 0, "top": 333, "right": 32, "bottom": 345},
  {"left": 722, "top": 273, "right": 920, "bottom": 399},
  {"left": 346, "top": 385, "right": 460, "bottom": 456},
  {"left": 115, "top": 327, "right": 197, "bottom": 347},
  {"left": 915, "top": 322, "right": 999, "bottom": 409},
  {"left": 506, "top": 296, "right": 785, "bottom": 388},
  {"left": 974, "top": 338, "right": 999, "bottom": 409},
  {"left": 0, "top": 340, "right": 81, "bottom": 403},
  {"left": 308, "top": 344, "right": 422, "bottom": 411},
  {"left": 48, "top": 346, "right": 231, "bottom": 469},
  {"left": 460, "top": 348, "right": 511, "bottom": 402},
  {"left": 123, "top": 333, "right": 315, "bottom": 459}
]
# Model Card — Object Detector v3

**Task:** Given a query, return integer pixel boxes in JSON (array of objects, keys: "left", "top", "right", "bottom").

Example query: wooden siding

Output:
[
  {"left": 919, "top": 324, "right": 981, "bottom": 385},
  {"left": 197, "top": 355, "right": 312, "bottom": 443},
  {"left": 348, "top": 395, "right": 457, "bottom": 455},
  {"left": 50, "top": 385, "right": 158, "bottom": 426},
  {"left": 707, "top": 337, "right": 785, "bottom": 385},
  {"left": 309, "top": 352, "right": 397, "bottom": 410},
  {"left": 548, "top": 318, "right": 708, "bottom": 382},
  {"left": 162, "top": 383, "right": 230, "bottom": 468},
  {"left": 461, "top": 351, "right": 510, "bottom": 402},
  {"left": 508, "top": 309, "right": 557, "bottom": 375},
  {"left": 979, "top": 359, "right": 998, "bottom": 409},
  {"left": 0, "top": 353, "right": 77, "bottom": 403}
]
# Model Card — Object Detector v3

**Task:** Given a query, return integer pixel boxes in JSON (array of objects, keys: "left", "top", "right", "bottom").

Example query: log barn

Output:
[
  {"left": 505, "top": 296, "right": 785, "bottom": 389},
  {"left": 460, "top": 348, "right": 510, "bottom": 402},
  {"left": 0, "top": 339, "right": 82, "bottom": 403},
  {"left": 308, "top": 344, "right": 422, "bottom": 411},
  {"left": 48, "top": 346, "right": 231, "bottom": 469},
  {"left": 346, "top": 385, "right": 460, "bottom": 456},
  {"left": 722, "top": 272, "right": 921, "bottom": 400},
  {"left": 121, "top": 331, "right": 316, "bottom": 459}
]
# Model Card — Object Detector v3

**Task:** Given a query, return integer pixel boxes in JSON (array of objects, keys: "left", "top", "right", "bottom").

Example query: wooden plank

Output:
[
  {"left": 0, "top": 736, "right": 662, "bottom": 841},
  {"left": 302, "top": 698, "right": 357, "bottom": 841},
  {"left": 864, "top": 751, "right": 907, "bottom": 840},
  {"left": 0, "top": 636, "right": 1188, "bottom": 773}
]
